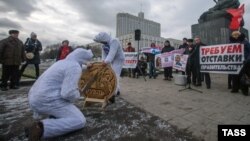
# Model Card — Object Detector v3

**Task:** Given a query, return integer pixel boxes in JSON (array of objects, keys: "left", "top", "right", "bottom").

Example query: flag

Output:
[{"left": 226, "top": 4, "right": 245, "bottom": 30}]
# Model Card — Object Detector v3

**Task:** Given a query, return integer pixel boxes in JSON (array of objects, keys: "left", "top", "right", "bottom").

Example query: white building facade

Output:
[
  {"left": 118, "top": 33, "right": 182, "bottom": 51},
  {"left": 116, "top": 12, "right": 182, "bottom": 50}
]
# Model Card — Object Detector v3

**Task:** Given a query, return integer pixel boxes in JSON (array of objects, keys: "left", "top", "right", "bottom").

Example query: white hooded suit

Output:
[
  {"left": 28, "top": 48, "right": 93, "bottom": 138},
  {"left": 94, "top": 32, "right": 125, "bottom": 94}
]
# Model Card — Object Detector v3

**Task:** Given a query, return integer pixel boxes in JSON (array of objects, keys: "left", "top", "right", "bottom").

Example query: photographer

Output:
[{"left": 19, "top": 32, "right": 42, "bottom": 80}]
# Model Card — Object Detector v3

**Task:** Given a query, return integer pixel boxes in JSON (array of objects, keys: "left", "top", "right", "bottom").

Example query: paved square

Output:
[{"left": 120, "top": 73, "right": 250, "bottom": 141}]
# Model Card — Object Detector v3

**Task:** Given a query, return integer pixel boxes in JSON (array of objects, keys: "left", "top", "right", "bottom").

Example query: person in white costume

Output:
[
  {"left": 93, "top": 32, "right": 125, "bottom": 103},
  {"left": 26, "top": 48, "right": 93, "bottom": 141}
]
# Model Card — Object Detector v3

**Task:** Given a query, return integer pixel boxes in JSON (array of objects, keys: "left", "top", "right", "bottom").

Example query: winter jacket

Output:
[
  {"left": 0, "top": 36, "right": 25, "bottom": 65},
  {"left": 178, "top": 43, "right": 188, "bottom": 49},
  {"left": 229, "top": 34, "right": 250, "bottom": 60},
  {"left": 187, "top": 45, "right": 195, "bottom": 65},
  {"left": 24, "top": 38, "right": 42, "bottom": 64},
  {"left": 56, "top": 46, "right": 73, "bottom": 61},
  {"left": 193, "top": 43, "right": 206, "bottom": 66},
  {"left": 161, "top": 45, "right": 174, "bottom": 53}
]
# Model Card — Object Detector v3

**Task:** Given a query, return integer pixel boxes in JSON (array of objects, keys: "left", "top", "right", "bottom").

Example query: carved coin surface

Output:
[{"left": 78, "top": 62, "right": 117, "bottom": 99}]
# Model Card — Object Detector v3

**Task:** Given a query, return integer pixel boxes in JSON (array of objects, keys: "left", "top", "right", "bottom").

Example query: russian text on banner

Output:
[
  {"left": 123, "top": 52, "right": 138, "bottom": 68},
  {"left": 200, "top": 43, "right": 244, "bottom": 74}
]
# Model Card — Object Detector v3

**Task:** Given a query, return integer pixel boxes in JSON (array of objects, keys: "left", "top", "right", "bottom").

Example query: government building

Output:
[
  {"left": 87, "top": 12, "right": 182, "bottom": 56},
  {"left": 116, "top": 12, "right": 182, "bottom": 51}
]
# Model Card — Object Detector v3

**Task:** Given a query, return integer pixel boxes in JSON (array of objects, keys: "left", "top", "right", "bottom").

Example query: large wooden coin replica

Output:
[{"left": 78, "top": 62, "right": 117, "bottom": 108}]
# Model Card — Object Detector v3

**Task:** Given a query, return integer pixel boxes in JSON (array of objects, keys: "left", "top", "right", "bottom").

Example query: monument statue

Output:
[
  {"left": 198, "top": 0, "right": 240, "bottom": 23},
  {"left": 192, "top": 0, "right": 248, "bottom": 45}
]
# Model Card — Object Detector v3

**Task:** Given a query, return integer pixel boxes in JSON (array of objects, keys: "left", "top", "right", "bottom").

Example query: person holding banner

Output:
[
  {"left": 229, "top": 31, "right": 250, "bottom": 93},
  {"left": 194, "top": 37, "right": 211, "bottom": 89},
  {"left": 161, "top": 40, "right": 174, "bottom": 80},
  {"left": 177, "top": 38, "right": 188, "bottom": 74},
  {"left": 125, "top": 42, "right": 135, "bottom": 78},
  {"left": 147, "top": 43, "right": 158, "bottom": 79},
  {"left": 93, "top": 32, "right": 125, "bottom": 100}
]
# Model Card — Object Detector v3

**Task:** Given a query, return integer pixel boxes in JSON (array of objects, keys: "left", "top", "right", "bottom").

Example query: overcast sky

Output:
[{"left": 0, "top": 0, "right": 249, "bottom": 47}]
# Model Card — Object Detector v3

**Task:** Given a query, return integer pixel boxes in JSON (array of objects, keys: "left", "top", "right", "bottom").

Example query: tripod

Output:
[
  {"left": 136, "top": 40, "right": 147, "bottom": 81},
  {"left": 178, "top": 65, "right": 202, "bottom": 93},
  {"left": 179, "top": 81, "right": 202, "bottom": 93}
]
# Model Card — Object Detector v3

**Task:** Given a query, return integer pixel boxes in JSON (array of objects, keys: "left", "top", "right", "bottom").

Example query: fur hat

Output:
[
  {"left": 231, "top": 31, "right": 241, "bottom": 39},
  {"left": 230, "top": 31, "right": 245, "bottom": 42},
  {"left": 187, "top": 39, "right": 193, "bottom": 42},
  {"left": 9, "top": 30, "right": 19, "bottom": 35},
  {"left": 30, "top": 32, "right": 37, "bottom": 37}
]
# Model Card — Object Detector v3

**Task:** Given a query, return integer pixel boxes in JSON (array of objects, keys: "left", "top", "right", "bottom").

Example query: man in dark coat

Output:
[
  {"left": 0, "top": 30, "right": 25, "bottom": 91},
  {"left": 19, "top": 32, "right": 42, "bottom": 80},
  {"left": 161, "top": 40, "right": 174, "bottom": 80},
  {"left": 186, "top": 39, "right": 196, "bottom": 84},
  {"left": 240, "top": 59, "right": 250, "bottom": 96},
  {"left": 194, "top": 37, "right": 211, "bottom": 89},
  {"left": 229, "top": 31, "right": 250, "bottom": 93},
  {"left": 179, "top": 38, "right": 188, "bottom": 49}
]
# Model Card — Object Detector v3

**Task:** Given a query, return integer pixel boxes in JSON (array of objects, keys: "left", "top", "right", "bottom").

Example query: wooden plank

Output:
[
  {"left": 83, "top": 97, "right": 108, "bottom": 109},
  {"left": 85, "top": 97, "right": 106, "bottom": 103}
]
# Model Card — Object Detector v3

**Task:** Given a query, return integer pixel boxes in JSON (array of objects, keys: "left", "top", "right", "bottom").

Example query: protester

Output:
[
  {"left": 177, "top": 38, "right": 188, "bottom": 75},
  {"left": 26, "top": 48, "right": 93, "bottom": 140},
  {"left": 19, "top": 32, "right": 42, "bottom": 80},
  {"left": 125, "top": 42, "right": 136, "bottom": 77},
  {"left": 147, "top": 43, "right": 157, "bottom": 79},
  {"left": 240, "top": 59, "right": 250, "bottom": 96},
  {"left": 186, "top": 39, "right": 196, "bottom": 85},
  {"left": 161, "top": 40, "right": 174, "bottom": 80},
  {"left": 133, "top": 56, "right": 147, "bottom": 78},
  {"left": 0, "top": 30, "right": 25, "bottom": 91},
  {"left": 93, "top": 32, "right": 125, "bottom": 101},
  {"left": 229, "top": 31, "right": 250, "bottom": 93},
  {"left": 179, "top": 38, "right": 188, "bottom": 49},
  {"left": 56, "top": 40, "right": 73, "bottom": 61},
  {"left": 194, "top": 37, "right": 211, "bottom": 89}
]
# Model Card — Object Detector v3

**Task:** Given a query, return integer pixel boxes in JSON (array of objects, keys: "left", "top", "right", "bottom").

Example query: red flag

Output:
[{"left": 226, "top": 4, "right": 245, "bottom": 30}]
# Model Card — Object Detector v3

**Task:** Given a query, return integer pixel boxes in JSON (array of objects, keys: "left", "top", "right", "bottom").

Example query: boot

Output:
[
  {"left": 25, "top": 122, "right": 43, "bottom": 141},
  {"left": 109, "top": 95, "right": 115, "bottom": 104},
  {"left": 117, "top": 91, "right": 120, "bottom": 96}
]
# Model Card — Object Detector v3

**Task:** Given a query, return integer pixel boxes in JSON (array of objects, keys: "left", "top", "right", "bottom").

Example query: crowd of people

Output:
[
  {"left": 123, "top": 31, "right": 250, "bottom": 94},
  {"left": 0, "top": 30, "right": 75, "bottom": 91}
]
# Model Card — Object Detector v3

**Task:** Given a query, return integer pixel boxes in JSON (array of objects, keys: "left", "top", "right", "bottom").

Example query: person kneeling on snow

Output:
[{"left": 26, "top": 48, "right": 93, "bottom": 141}]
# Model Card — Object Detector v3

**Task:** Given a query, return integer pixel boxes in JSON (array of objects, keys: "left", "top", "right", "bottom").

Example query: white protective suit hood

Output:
[
  {"left": 65, "top": 48, "right": 93, "bottom": 65},
  {"left": 93, "top": 32, "right": 111, "bottom": 43}
]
